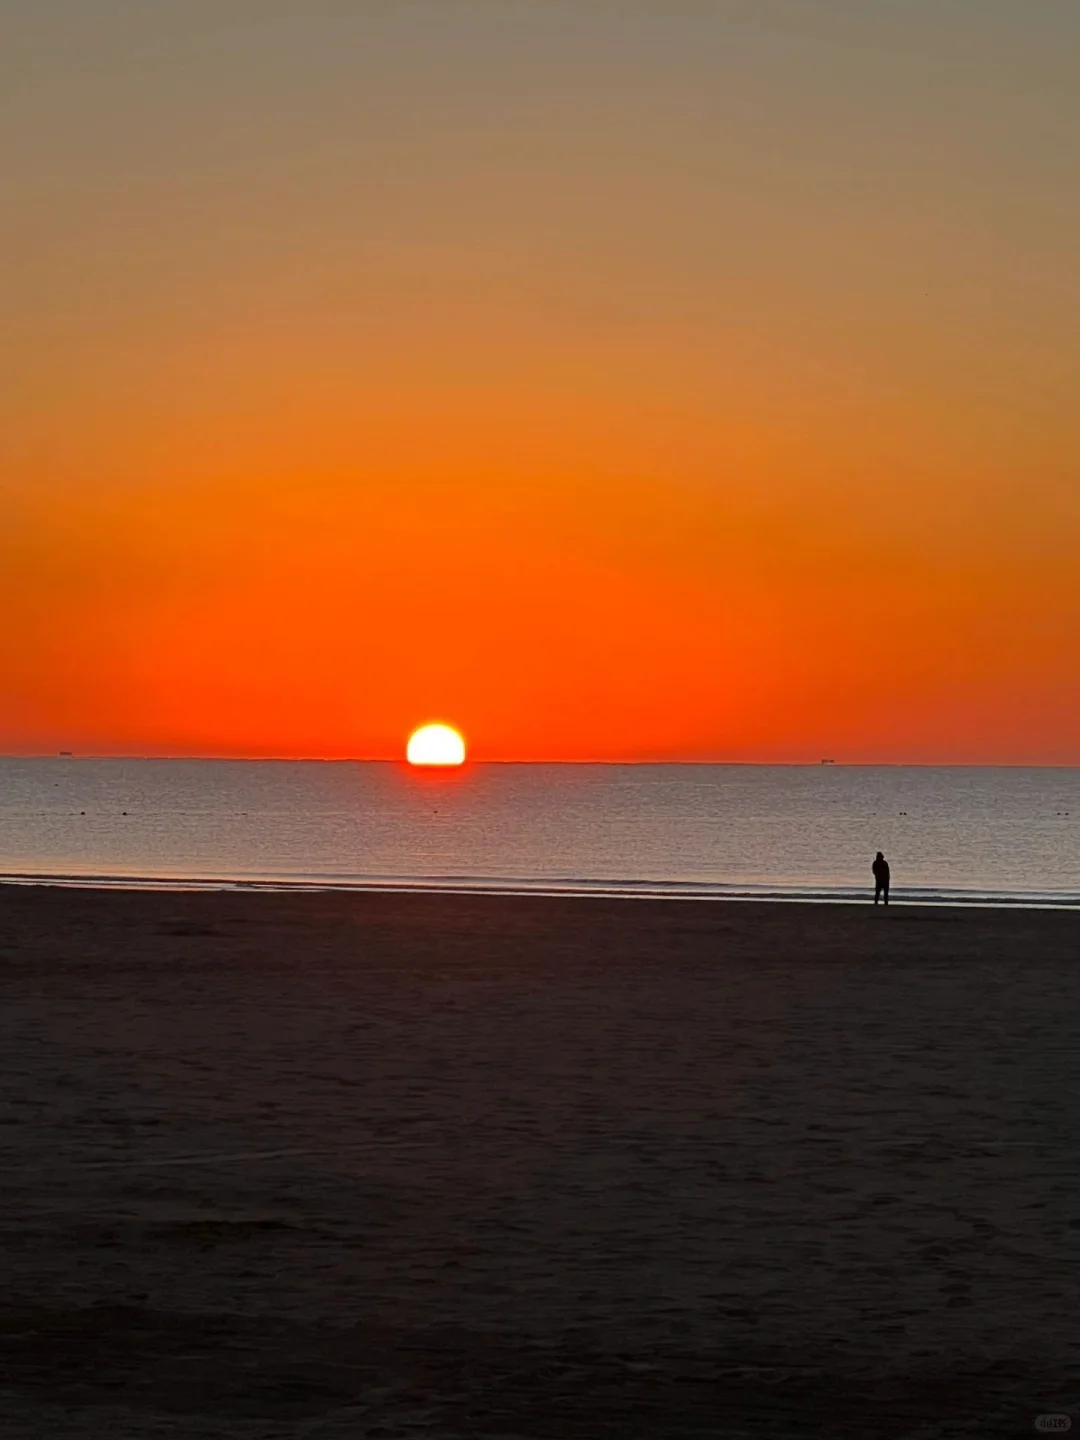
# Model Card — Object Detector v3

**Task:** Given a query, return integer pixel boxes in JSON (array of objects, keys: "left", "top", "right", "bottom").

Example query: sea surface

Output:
[{"left": 0, "top": 759, "right": 1077, "bottom": 907}]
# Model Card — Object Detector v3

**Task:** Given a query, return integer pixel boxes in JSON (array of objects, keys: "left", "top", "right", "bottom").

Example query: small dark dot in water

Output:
[
  {"left": 81, "top": 812, "right": 86, "bottom": 816},
  {"left": 122, "top": 811, "right": 128, "bottom": 816}
]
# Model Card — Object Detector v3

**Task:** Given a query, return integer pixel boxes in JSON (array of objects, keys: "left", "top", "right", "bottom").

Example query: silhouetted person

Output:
[{"left": 872, "top": 851, "right": 890, "bottom": 906}]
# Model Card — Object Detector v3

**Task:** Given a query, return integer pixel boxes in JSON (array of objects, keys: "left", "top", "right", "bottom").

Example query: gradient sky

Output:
[{"left": 2, "top": 0, "right": 1078, "bottom": 761}]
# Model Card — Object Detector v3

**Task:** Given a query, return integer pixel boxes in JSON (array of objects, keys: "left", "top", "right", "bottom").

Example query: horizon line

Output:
[{"left": 2, "top": 755, "right": 1078, "bottom": 770}]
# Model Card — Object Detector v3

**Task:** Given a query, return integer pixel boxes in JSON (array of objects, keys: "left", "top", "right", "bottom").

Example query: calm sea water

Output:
[{"left": 0, "top": 759, "right": 1077, "bottom": 906}]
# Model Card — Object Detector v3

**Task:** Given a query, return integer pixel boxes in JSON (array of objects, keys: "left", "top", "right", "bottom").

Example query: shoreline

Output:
[{"left": 3, "top": 870, "right": 1078, "bottom": 910}]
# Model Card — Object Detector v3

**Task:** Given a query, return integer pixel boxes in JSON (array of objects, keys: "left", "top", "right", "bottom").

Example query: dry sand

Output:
[{"left": 0, "top": 887, "right": 1078, "bottom": 1438}]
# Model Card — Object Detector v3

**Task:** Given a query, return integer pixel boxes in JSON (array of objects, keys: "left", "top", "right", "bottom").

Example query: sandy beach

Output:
[{"left": 1, "top": 886, "right": 1077, "bottom": 1437}]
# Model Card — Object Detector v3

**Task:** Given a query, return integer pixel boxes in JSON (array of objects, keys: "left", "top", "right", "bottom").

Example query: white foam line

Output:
[{"left": 1, "top": 871, "right": 1078, "bottom": 909}]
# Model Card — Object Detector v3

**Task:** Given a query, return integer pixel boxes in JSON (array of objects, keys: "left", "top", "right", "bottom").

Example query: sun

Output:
[{"left": 406, "top": 723, "right": 467, "bottom": 767}]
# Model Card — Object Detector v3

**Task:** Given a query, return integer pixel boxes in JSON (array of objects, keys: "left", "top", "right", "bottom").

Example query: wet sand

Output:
[{"left": 1, "top": 887, "right": 1078, "bottom": 1437}]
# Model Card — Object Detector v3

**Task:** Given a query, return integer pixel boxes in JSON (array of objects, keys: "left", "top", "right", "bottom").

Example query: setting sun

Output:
[{"left": 406, "top": 724, "right": 467, "bottom": 767}]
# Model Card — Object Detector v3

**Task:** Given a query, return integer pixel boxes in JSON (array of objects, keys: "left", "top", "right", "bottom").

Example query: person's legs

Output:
[
  {"left": 883, "top": 882, "right": 890, "bottom": 906},
  {"left": 874, "top": 883, "right": 882, "bottom": 905}
]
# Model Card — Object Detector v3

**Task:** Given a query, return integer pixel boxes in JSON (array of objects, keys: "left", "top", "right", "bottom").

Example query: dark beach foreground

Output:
[{"left": 0, "top": 888, "right": 1077, "bottom": 1438}]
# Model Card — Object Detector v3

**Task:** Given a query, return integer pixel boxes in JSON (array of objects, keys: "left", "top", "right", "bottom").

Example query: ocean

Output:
[{"left": 0, "top": 758, "right": 1076, "bottom": 906}]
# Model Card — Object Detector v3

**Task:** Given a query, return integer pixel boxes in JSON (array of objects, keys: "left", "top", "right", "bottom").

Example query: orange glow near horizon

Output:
[{"left": 1, "top": 5, "right": 1078, "bottom": 765}]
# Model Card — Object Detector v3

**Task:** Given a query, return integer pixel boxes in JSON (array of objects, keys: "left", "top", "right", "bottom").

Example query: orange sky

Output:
[{"left": 2, "top": 2, "right": 1078, "bottom": 762}]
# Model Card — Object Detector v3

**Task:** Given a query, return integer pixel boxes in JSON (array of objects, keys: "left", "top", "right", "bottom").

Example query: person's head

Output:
[{"left": 875, "top": 851, "right": 884, "bottom": 860}]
